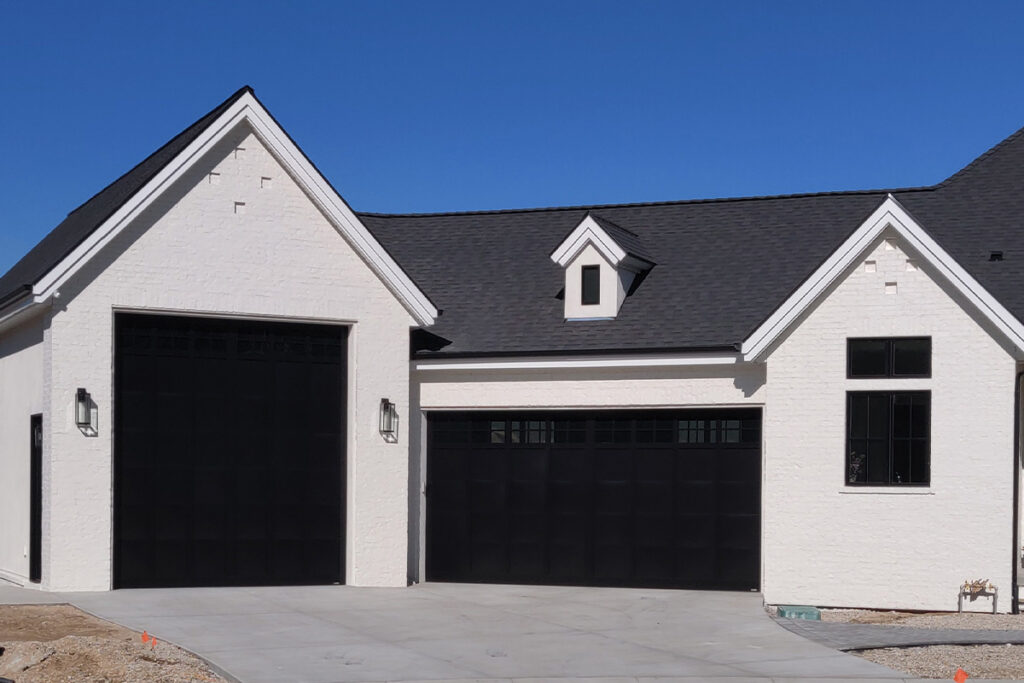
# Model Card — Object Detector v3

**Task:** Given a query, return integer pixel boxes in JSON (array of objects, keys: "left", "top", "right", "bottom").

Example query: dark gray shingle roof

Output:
[
  {"left": 587, "top": 213, "right": 655, "bottom": 264},
  {"left": 361, "top": 191, "right": 900, "bottom": 357},
  {"left": 3, "top": 86, "right": 1023, "bottom": 360}
]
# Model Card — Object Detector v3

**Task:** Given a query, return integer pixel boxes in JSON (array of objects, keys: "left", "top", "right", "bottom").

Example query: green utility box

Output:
[{"left": 776, "top": 605, "right": 821, "bottom": 620}]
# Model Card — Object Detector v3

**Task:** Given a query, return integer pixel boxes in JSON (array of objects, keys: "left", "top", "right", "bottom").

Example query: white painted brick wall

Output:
[
  {"left": 42, "top": 123, "right": 413, "bottom": 590},
  {"left": 0, "top": 312, "right": 45, "bottom": 583},
  {"left": 763, "top": 232, "right": 1017, "bottom": 612}
]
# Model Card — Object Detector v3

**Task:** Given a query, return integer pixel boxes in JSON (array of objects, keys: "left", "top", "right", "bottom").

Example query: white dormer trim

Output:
[
  {"left": 740, "top": 194, "right": 1024, "bottom": 360},
  {"left": 18, "top": 91, "right": 438, "bottom": 327},
  {"left": 551, "top": 214, "right": 629, "bottom": 268}
]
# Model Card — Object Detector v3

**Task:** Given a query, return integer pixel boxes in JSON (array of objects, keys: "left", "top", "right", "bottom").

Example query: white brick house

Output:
[{"left": 0, "top": 87, "right": 1020, "bottom": 613}]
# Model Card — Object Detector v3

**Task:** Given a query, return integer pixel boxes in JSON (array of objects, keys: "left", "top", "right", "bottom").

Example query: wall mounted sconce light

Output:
[
  {"left": 379, "top": 398, "right": 398, "bottom": 443},
  {"left": 76, "top": 388, "right": 98, "bottom": 437}
]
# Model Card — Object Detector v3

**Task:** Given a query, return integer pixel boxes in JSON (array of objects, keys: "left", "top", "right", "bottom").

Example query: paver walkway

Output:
[
  {"left": 775, "top": 617, "right": 1024, "bottom": 651},
  {"left": 0, "top": 582, "right": 941, "bottom": 682}
]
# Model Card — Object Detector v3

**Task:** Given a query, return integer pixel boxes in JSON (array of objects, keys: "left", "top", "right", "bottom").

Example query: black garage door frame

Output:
[
  {"left": 425, "top": 408, "right": 762, "bottom": 591},
  {"left": 112, "top": 312, "right": 348, "bottom": 588}
]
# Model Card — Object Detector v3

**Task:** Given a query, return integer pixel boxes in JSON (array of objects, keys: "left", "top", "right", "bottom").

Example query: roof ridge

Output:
[
  {"left": 937, "top": 122, "right": 1024, "bottom": 188},
  {"left": 355, "top": 185, "right": 935, "bottom": 219},
  {"left": 587, "top": 212, "right": 640, "bottom": 238},
  {"left": 64, "top": 85, "right": 254, "bottom": 218}
]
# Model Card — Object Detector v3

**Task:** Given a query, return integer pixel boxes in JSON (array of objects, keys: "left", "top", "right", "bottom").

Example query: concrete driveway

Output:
[{"left": 0, "top": 582, "right": 916, "bottom": 682}]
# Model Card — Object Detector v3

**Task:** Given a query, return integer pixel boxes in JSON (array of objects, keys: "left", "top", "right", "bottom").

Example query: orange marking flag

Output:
[{"left": 954, "top": 668, "right": 969, "bottom": 683}]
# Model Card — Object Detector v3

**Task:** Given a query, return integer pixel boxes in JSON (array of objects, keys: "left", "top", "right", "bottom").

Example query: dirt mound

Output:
[{"left": 0, "top": 604, "right": 225, "bottom": 683}]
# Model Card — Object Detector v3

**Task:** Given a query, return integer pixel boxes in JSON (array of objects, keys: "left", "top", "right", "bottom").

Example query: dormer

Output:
[{"left": 550, "top": 213, "right": 654, "bottom": 320}]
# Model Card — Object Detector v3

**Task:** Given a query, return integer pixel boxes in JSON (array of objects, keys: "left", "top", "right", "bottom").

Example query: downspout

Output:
[{"left": 1013, "top": 371, "right": 1022, "bottom": 614}]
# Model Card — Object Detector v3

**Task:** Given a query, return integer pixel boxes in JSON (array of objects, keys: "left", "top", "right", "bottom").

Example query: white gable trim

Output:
[
  {"left": 741, "top": 194, "right": 1024, "bottom": 361},
  {"left": 550, "top": 214, "right": 628, "bottom": 267},
  {"left": 30, "top": 92, "right": 438, "bottom": 326}
]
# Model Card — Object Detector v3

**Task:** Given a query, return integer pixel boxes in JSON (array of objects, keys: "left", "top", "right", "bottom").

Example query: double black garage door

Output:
[
  {"left": 113, "top": 313, "right": 759, "bottom": 591},
  {"left": 427, "top": 410, "right": 761, "bottom": 590},
  {"left": 114, "top": 314, "right": 347, "bottom": 588}
]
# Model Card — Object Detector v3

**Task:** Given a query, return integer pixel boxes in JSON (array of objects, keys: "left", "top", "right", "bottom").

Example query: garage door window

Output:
[{"left": 679, "top": 418, "right": 759, "bottom": 444}]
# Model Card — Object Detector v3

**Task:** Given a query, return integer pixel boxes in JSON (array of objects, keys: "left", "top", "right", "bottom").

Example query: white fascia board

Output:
[
  {"left": 550, "top": 215, "right": 627, "bottom": 267},
  {"left": 741, "top": 194, "right": 1024, "bottom": 361},
  {"left": 32, "top": 93, "right": 438, "bottom": 327},
  {"left": 413, "top": 351, "right": 743, "bottom": 371}
]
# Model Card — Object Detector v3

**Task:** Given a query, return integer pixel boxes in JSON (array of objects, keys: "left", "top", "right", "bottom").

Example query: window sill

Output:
[{"left": 838, "top": 487, "right": 933, "bottom": 495}]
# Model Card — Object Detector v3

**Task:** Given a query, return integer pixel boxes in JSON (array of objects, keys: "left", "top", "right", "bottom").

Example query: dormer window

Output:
[
  {"left": 550, "top": 213, "right": 654, "bottom": 320},
  {"left": 581, "top": 265, "right": 601, "bottom": 305}
]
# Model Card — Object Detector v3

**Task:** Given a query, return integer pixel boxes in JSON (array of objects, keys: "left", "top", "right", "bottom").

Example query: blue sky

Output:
[{"left": 2, "top": 1, "right": 1024, "bottom": 274}]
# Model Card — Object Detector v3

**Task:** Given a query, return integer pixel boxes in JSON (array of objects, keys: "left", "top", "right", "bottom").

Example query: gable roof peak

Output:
[{"left": 0, "top": 85, "right": 438, "bottom": 327}]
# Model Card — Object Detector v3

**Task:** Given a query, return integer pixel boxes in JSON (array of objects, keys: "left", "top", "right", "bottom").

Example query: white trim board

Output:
[
  {"left": 740, "top": 194, "right": 1024, "bottom": 360},
  {"left": 550, "top": 214, "right": 629, "bottom": 267},
  {"left": 413, "top": 352, "right": 743, "bottom": 371},
  {"left": 26, "top": 93, "right": 438, "bottom": 327}
]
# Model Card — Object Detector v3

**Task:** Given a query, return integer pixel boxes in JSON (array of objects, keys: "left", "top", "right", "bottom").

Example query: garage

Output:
[
  {"left": 113, "top": 313, "right": 347, "bottom": 588},
  {"left": 426, "top": 410, "right": 761, "bottom": 590}
]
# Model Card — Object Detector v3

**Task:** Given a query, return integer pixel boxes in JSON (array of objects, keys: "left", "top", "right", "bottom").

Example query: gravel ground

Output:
[
  {"left": 818, "top": 608, "right": 1024, "bottom": 678},
  {"left": 821, "top": 608, "right": 1024, "bottom": 630},
  {"left": 857, "top": 644, "right": 1024, "bottom": 679},
  {"left": 0, "top": 604, "right": 226, "bottom": 683}
]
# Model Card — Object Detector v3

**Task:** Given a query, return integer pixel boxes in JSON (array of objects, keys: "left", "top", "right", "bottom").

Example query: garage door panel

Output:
[
  {"left": 595, "top": 482, "right": 630, "bottom": 514},
  {"left": 115, "top": 313, "right": 346, "bottom": 588},
  {"left": 550, "top": 512, "right": 587, "bottom": 539},
  {"left": 509, "top": 480, "right": 545, "bottom": 512},
  {"left": 594, "top": 546, "right": 632, "bottom": 579},
  {"left": 550, "top": 481, "right": 587, "bottom": 513},
  {"left": 719, "top": 515, "right": 759, "bottom": 548},
  {"left": 595, "top": 513, "right": 630, "bottom": 543},
  {"left": 718, "top": 482, "right": 760, "bottom": 514},
  {"left": 677, "top": 451, "right": 717, "bottom": 480},
  {"left": 549, "top": 542, "right": 588, "bottom": 576},
  {"left": 677, "top": 481, "right": 716, "bottom": 512},
  {"left": 635, "top": 546, "right": 674, "bottom": 579},
  {"left": 677, "top": 552, "right": 716, "bottom": 582},
  {"left": 509, "top": 541, "right": 545, "bottom": 575},
  {"left": 471, "top": 541, "right": 506, "bottom": 574},
  {"left": 550, "top": 450, "right": 587, "bottom": 479},
  {"left": 636, "top": 450, "right": 674, "bottom": 480},
  {"left": 635, "top": 482, "right": 673, "bottom": 515},
  {"left": 677, "top": 514, "right": 716, "bottom": 549}
]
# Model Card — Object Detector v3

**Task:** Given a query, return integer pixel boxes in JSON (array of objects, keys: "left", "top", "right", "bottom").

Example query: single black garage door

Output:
[
  {"left": 114, "top": 313, "right": 347, "bottom": 588},
  {"left": 426, "top": 410, "right": 761, "bottom": 590}
]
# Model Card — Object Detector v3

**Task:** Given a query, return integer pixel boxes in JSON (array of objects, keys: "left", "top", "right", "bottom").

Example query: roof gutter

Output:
[{"left": 0, "top": 285, "right": 32, "bottom": 312}]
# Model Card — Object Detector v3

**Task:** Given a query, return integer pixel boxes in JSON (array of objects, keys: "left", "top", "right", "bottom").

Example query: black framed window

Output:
[
  {"left": 848, "top": 337, "right": 930, "bottom": 378},
  {"left": 581, "top": 265, "right": 600, "bottom": 305},
  {"left": 846, "top": 391, "right": 930, "bottom": 485}
]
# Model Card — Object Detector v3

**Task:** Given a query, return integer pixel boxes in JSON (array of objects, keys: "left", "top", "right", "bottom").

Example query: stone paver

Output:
[
  {"left": 0, "top": 581, "right": 962, "bottom": 682},
  {"left": 775, "top": 617, "right": 1024, "bottom": 650}
]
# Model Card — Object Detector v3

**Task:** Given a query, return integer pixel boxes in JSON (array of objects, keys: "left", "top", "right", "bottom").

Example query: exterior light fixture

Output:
[
  {"left": 379, "top": 398, "right": 398, "bottom": 442},
  {"left": 76, "top": 388, "right": 97, "bottom": 436}
]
